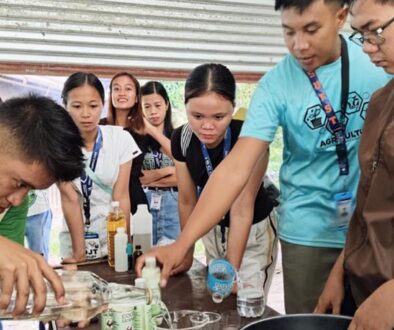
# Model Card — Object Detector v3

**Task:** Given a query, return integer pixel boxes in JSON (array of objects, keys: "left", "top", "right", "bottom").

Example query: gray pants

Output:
[{"left": 281, "top": 240, "right": 342, "bottom": 314}]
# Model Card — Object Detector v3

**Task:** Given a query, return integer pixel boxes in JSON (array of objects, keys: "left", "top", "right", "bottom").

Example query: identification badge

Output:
[
  {"left": 334, "top": 192, "right": 353, "bottom": 227},
  {"left": 84, "top": 231, "right": 101, "bottom": 260},
  {"left": 150, "top": 192, "right": 162, "bottom": 210}
]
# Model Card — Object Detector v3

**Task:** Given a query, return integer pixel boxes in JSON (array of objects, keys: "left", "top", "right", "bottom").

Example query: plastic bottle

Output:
[
  {"left": 107, "top": 201, "right": 126, "bottom": 267},
  {"left": 127, "top": 242, "right": 134, "bottom": 273},
  {"left": 142, "top": 256, "right": 162, "bottom": 321},
  {"left": 207, "top": 259, "right": 236, "bottom": 303},
  {"left": 133, "top": 278, "right": 152, "bottom": 330},
  {"left": 133, "top": 204, "right": 152, "bottom": 254},
  {"left": 133, "top": 244, "right": 143, "bottom": 262},
  {"left": 0, "top": 270, "right": 152, "bottom": 322},
  {"left": 114, "top": 227, "right": 128, "bottom": 272},
  {"left": 237, "top": 268, "right": 265, "bottom": 317},
  {"left": 141, "top": 257, "right": 161, "bottom": 299}
]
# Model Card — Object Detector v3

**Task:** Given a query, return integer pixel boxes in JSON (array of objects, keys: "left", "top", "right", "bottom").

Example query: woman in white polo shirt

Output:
[{"left": 58, "top": 72, "right": 141, "bottom": 261}]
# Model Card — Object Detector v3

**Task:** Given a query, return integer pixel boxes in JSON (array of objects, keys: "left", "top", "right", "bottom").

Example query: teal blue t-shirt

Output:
[{"left": 240, "top": 37, "right": 391, "bottom": 248}]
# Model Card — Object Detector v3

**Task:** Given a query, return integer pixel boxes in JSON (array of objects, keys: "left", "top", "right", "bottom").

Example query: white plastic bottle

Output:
[
  {"left": 133, "top": 204, "right": 152, "bottom": 253},
  {"left": 134, "top": 278, "right": 151, "bottom": 330},
  {"left": 142, "top": 257, "right": 162, "bottom": 324},
  {"left": 114, "top": 227, "right": 128, "bottom": 272}
]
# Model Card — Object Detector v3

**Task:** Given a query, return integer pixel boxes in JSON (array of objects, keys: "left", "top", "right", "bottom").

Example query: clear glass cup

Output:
[
  {"left": 151, "top": 310, "right": 221, "bottom": 330},
  {"left": 201, "top": 311, "right": 222, "bottom": 330}
]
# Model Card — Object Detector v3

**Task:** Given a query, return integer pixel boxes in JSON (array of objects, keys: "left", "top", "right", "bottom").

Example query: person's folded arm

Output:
[
  {"left": 140, "top": 167, "right": 175, "bottom": 186},
  {"left": 143, "top": 118, "right": 172, "bottom": 157},
  {"left": 146, "top": 170, "right": 177, "bottom": 188}
]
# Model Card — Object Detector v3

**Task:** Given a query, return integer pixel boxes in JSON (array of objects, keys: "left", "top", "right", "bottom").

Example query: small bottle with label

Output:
[
  {"left": 114, "top": 227, "right": 128, "bottom": 272},
  {"left": 133, "top": 244, "right": 143, "bottom": 263},
  {"left": 107, "top": 201, "right": 126, "bottom": 267}
]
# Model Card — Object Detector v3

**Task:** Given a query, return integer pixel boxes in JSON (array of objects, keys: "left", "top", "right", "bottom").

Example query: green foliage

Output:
[{"left": 236, "top": 82, "right": 257, "bottom": 109}]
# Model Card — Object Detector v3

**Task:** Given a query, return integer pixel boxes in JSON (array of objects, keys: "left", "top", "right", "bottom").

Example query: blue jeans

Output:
[
  {"left": 25, "top": 210, "right": 53, "bottom": 260},
  {"left": 144, "top": 188, "right": 180, "bottom": 245}
]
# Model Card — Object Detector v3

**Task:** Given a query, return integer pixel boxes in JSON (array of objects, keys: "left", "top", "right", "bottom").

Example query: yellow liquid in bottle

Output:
[{"left": 107, "top": 208, "right": 126, "bottom": 267}]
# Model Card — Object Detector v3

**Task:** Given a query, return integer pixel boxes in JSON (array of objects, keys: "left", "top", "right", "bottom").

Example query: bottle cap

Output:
[
  {"left": 116, "top": 227, "right": 125, "bottom": 233},
  {"left": 145, "top": 256, "right": 156, "bottom": 268},
  {"left": 111, "top": 201, "right": 120, "bottom": 207},
  {"left": 134, "top": 277, "right": 146, "bottom": 289}
]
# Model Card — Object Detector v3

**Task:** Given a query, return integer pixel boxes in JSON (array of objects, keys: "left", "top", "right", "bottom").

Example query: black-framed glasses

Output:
[{"left": 350, "top": 17, "right": 394, "bottom": 46}]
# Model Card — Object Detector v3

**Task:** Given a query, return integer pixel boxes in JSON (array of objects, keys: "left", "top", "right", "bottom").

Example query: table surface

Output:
[{"left": 81, "top": 259, "right": 279, "bottom": 329}]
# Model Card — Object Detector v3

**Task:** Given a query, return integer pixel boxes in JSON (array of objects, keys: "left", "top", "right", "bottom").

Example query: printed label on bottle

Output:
[{"left": 84, "top": 231, "right": 101, "bottom": 260}]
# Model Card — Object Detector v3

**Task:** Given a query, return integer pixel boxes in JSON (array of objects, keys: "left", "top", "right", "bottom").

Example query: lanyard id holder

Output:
[
  {"left": 84, "top": 231, "right": 101, "bottom": 260},
  {"left": 150, "top": 192, "right": 162, "bottom": 210},
  {"left": 81, "top": 128, "right": 103, "bottom": 260},
  {"left": 200, "top": 127, "right": 232, "bottom": 255},
  {"left": 305, "top": 35, "right": 353, "bottom": 228},
  {"left": 333, "top": 191, "right": 353, "bottom": 227}
]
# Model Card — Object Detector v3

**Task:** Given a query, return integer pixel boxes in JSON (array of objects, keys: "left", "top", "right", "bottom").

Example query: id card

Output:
[
  {"left": 334, "top": 192, "right": 353, "bottom": 227},
  {"left": 150, "top": 192, "right": 162, "bottom": 210},
  {"left": 84, "top": 231, "right": 101, "bottom": 260}
]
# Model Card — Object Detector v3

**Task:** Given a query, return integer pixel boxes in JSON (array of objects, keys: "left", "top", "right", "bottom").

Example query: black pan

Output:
[{"left": 241, "top": 314, "right": 352, "bottom": 330}]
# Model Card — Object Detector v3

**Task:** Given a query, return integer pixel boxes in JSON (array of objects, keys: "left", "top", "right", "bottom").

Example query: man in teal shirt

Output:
[{"left": 136, "top": 0, "right": 391, "bottom": 314}]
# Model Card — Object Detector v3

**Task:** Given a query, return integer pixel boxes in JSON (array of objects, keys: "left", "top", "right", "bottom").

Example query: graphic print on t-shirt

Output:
[{"left": 303, "top": 91, "right": 369, "bottom": 149}]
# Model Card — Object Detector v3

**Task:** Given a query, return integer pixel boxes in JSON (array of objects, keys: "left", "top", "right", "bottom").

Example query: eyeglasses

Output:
[{"left": 350, "top": 17, "right": 394, "bottom": 47}]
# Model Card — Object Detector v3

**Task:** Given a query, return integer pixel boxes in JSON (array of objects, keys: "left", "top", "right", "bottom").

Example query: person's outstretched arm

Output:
[
  {"left": 58, "top": 182, "right": 86, "bottom": 262},
  {"left": 135, "top": 137, "right": 269, "bottom": 286},
  {"left": 112, "top": 160, "right": 132, "bottom": 237},
  {"left": 227, "top": 151, "right": 269, "bottom": 270},
  {"left": 348, "top": 279, "right": 394, "bottom": 330},
  {"left": 314, "top": 250, "right": 345, "bottom": 314},
  {"left": 0, "top": 235, "right": 65, "bottom": 317}
]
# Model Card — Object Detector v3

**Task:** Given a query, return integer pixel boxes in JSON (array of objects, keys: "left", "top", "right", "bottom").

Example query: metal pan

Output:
[{"left": 241, "top": 314, "right": 352, "bottom": 330}]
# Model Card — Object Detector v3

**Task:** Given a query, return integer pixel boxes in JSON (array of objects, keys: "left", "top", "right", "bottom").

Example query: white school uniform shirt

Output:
[
  {"left": 60, "top": 125, "right": 141, "bottom": 257},
  {"left": 27, "top": 189, "right": 50, "bottom": 216}
]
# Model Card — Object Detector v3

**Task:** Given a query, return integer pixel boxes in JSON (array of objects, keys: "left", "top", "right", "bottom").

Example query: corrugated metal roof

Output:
[
  {"left": 0, "top": 0, "right": 285, "bottom": 76},
  {"left": 0, "top": 0, "right": 351, "bottom": 78}
]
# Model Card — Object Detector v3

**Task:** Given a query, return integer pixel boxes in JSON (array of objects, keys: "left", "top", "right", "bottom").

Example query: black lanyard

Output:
[
  {"left": 304, "top": 35, "right": 349, "bottom": 176},
  {"left": 81, "top": 128, "right": 103, "bottom": 229},
  {"left": 200, "top": 127, "right": 232, "bottom": 250}
]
